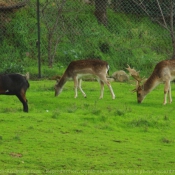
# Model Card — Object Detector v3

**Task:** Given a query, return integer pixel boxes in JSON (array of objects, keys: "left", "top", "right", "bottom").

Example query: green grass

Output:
[{"left": 0, "top": 80, "right": 175, "bottom": 174}]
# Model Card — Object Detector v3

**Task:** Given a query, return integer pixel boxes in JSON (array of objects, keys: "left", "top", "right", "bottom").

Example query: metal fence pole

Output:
[{"left": 37, "top": 0, "right": 41, "bottom": 78}]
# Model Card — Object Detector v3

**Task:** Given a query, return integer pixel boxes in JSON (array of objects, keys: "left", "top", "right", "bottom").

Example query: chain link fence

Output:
[{"left": 0, "top": 0, "right": 173, "bottom": 79}]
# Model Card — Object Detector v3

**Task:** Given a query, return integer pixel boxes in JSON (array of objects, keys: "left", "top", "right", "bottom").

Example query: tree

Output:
[
  {"left": 0, "top": 0, "right": 29, "bottom": 10},
  {"left": 132, "top": 0, "right": 175, "bottom": 59},
  {"left": 94, "top": 0, "right": 108, "bottom": 26},
  {"left": 40, "top": 0, "right": 66, "bottom": 67}
]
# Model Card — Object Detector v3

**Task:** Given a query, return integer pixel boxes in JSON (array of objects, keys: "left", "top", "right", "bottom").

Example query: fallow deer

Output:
[
  {"left": 126, "top": 59, "right": 175, "bottom": 105},
  {"left": 54, "top": 59, "right": 115, "bottom": 99}
]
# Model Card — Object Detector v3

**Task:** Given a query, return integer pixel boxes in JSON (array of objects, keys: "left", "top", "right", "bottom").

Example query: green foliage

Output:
[
  {"left": 0, "top": 7, "right": 37, "bottom": 72},
  {"left": 115, "top": 0, "right": 170, "bottom": 18},
  {"left": 55, "top": 7, "right": 171, "bottom": 75},
  {"left": 1, "top": 62, "right": 25, "bottom": 74},
  {"left": 0, "top": 50, "right": 26, "bottom": 73},
  {"left": 0, "top": 0, "right": 172, "bottom": 78}
]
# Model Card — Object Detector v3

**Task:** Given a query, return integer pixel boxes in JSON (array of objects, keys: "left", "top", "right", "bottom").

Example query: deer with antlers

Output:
[
  {"left": 54, "top": 59, "right": 115, "bottom": 99},
  {"left": 126, "top": 59, "right": 175, "bottom": 105}
]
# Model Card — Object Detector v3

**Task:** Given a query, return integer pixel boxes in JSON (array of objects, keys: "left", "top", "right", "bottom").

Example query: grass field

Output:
[{"left": 0, "top": 80, "right": 174, "bottom": 175}]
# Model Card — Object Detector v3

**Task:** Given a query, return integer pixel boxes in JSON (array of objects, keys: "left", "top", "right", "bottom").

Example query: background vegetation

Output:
[{"left": 0, "top": 0, "right": 172, "bottom": 78}]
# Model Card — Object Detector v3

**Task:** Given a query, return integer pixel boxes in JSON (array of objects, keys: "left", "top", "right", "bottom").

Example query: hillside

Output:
[{"left": 0, "top": 1, "right": 172, "bottom": 78}]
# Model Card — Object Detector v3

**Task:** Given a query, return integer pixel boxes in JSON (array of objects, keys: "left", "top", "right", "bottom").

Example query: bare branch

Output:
[
  {"left": 170, "top": 0, "right": 175, "bottom": 40},
  {"left": 52, "top": 0, "right": 66, "bottom": 37},
  {"left": 132, "top": 0, "right": 151, "bottom": 17},
  {"left": 52, "top": 35, "right": 62, "bottom": 62},
  {"left": 156, "top": 0, "right": 169, "bottom": 30},
  {"left": 40, "top": 0, "right": 67, "bottom": 67}
]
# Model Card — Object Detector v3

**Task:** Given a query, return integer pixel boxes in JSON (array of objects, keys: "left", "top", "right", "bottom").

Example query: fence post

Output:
[{"left": 37, "top": 0, "right": 41, "bottom": 78}]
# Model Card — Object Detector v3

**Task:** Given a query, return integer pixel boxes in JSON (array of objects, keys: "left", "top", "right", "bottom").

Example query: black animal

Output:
[{"left": 0, "top": 73, "right": 30, "bottom": 112}]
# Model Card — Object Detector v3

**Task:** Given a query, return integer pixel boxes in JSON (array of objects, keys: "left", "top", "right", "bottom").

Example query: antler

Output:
[{"left": 126, "top": 64, "right": 143, "bottom": 83}]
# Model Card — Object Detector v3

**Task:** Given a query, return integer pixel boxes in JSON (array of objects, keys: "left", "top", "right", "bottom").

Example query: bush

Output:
[{"left": 1, "top": 62, "right": 25, "bottom": 74}]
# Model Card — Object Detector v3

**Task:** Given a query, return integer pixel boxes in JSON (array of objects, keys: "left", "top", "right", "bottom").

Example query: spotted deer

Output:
[
  {"left": 126, "top": 59, "right": 175, "bottom": 105},
  {"left": 54, "top": 59, "right": 115, "bottom": 99}
]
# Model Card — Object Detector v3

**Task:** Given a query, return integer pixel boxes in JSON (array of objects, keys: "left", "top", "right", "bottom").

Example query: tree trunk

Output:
[
  {"left": 48, "top": 33, "right": 53, "bottom": 67},
  {"left": 170, "top": 0, "right": 175, "bottom": 59},
  {"left": 94, "top": 0, "right": 108, "bottom": 26},
  {"left": 172, "top": 40, "right": 175, "bottom": 59}
]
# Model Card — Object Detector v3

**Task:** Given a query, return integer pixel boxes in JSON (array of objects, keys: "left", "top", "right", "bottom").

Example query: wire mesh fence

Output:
[{"left": 0, "top": 0, "right": 174, "bottom": 79}]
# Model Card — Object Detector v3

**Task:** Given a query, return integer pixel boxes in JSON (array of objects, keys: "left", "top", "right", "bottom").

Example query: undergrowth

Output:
[{"left": 0, "top": 0, "right": 172, "bottom": 78}]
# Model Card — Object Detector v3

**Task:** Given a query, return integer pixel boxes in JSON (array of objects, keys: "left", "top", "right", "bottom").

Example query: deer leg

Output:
[
  {"left": 99, "top": 75, "right": 115, "bottom": 99},
  {"left": 107, "top": 81, "right": 115, "bottom": 99},
  {"left": 99, "top": 80, "right": 104, "bottom": 99},
  {"left": 163, "top": 81, "right": 170, "bottom": 105},
  {"left": 104, "top": 79, "right": 115, "bottom": 99},
  {"left": 16, "top": 89, "right": 28, "bottom": 112},
  {"left": 73, "top": 77, "right": 78, "bottom": 98},
  {"left": 168, "top": 82, "right": 172, "bottom": 103},
  {"left": 78, "top": 79, "right": 86, "bottom": 98}
]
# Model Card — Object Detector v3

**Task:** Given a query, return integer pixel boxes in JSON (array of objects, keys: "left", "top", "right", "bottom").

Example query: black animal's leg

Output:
[{"left": 16, "top": 90, "right": 28, "bottom": 112}]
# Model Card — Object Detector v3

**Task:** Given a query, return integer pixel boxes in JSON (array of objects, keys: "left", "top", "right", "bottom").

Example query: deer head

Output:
[
  {"left": 126, "top": 65, "right": 145, "bottom": 103},
  {"left": 54, "top": 78, "right": 63, "bottom": 97}
]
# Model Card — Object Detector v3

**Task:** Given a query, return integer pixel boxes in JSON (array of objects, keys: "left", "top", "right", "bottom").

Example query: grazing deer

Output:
[
  {"left": 54, "top": 59, "right": 115, "bottom": 99},
  {"left": 0, "top": 73, "right": 30, "bottom": 112},
  {"left": 126, "top": 59, "right": 175, "bottom": 105}
]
